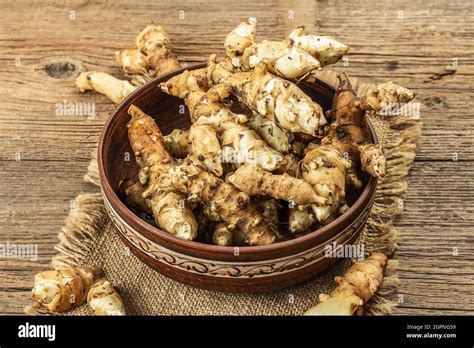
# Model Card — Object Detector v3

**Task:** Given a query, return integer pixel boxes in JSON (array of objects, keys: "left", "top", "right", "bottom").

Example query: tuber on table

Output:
[
  {"left": 76, "top": 24, "right": 180, "bottom": 104},
  {"left": 361, "top": 81, "right": 416, "bottom": 113},
  {"left": 117, "top": 25, "right": 180, "bottom": 78},
  {"left": 76, "top": 71, "right": 137, "bottom": 104},
  {"left": 304, "top": 252, "right": 388, "bottom": 315},
  {"left": 115, "top": 48, "right": 148, "bottom": 76}
]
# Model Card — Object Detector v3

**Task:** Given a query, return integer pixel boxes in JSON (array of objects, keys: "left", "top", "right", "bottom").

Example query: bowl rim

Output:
[{"left": 98, "top": 63, "right": 378, "bottom": 256}]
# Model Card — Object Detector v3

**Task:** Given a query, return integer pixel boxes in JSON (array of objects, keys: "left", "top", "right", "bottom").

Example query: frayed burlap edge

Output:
[
  {"left": 83, "top": 148, "right": 100, "bottom": 186},
  {"left": 28, "top": 71, "right": 422, "bottom": 315}
]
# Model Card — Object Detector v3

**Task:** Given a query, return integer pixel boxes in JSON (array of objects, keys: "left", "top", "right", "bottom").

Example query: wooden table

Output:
[{"left": 0, "top": 0, "right": 472, "bottom": 315}]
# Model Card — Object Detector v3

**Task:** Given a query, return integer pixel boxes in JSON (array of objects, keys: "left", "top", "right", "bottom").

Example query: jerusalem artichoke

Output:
[
  {"left": 288, "top": 26, "right": 349, "bottom": 66},
  {"left": 189, "top": 116, "right": 224, "bottom": 176},
  {"left": 212, "top": 222, "right": 234, "bottom": 246},
  {"left": 224, "top": 17, "right": 257, "bottom": 61},
  {"left": 161, "top": 68, "right": 209, "bottom": 99},
  {"left": 240, "top": 39, "right": 321, "bottom": 79},
  {"left": 133, "top": 24, "right": 180, "bottom": 77},
  {"left": 128, "top": 105, "right": 198, "bottom": 240},
  {"left": 246, "top": 113, "right": 290, "bottom": 153},
  {"left": 119, "top": 179, "right": 152, "bottom": 216},
  {"left": 360, "top": 81, "right": 416, "bottom": 113},
  {"left": 288, "top": 205, "right": 316, "bottom": 233},
  {"left": 76, "top": 71, "right": 137, "bottom": 104},
  {"left": 163, "top": 128, "right": 192, "bottom": 158},
  {"left": 87, "top": 278, "right": 125, "bottom": 316},
  {"left": 30, "top": 266, "right": 100, "bottom": 313},
  {"left": 128, "top": 105, "right": 279, "bottom": 246},
  {"left": 162, "top": 72, "right": 286, "bottom": 172},
  {"left": 300, "top": 144, "right": 352, "bottom": 222},
  {"left": 256, "top": 199, "right": 280, "bottom": 225},
  {"left": 227, "top": 164, "right": 326, "bottom": 205},
  {"left": 207, "top": 57, "right": 327, "bottom": 136},
  {"left": 304, "top": 252, "right": 388, "bottom": 315},
  {"left": 86, "top": 19, "right": 414, "bottom": 252},
  {"left": 115, "top": 48, "right": 148, "bottom": 76},
  {"left": 219, "top": 117, "right": 286, "bottom": 171},
  {"left": 321, "top": 73, "right": 387, "bottom": 179}
]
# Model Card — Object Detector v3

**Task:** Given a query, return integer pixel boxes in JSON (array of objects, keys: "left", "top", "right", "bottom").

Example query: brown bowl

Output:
[{"left": 98, "top": 63, "right": 378, "bottom": 293}]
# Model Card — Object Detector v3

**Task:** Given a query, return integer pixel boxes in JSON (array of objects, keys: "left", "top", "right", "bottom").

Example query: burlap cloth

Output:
[{"left": 30, "top": 70, "right": 422, "bottom": 315}]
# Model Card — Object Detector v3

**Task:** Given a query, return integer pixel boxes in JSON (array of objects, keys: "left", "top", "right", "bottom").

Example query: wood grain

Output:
[{"left": 0, "top": 0, "right": 473, "bottom": 315}]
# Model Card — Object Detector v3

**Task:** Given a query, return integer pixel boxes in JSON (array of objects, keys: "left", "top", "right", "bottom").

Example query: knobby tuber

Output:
[
  {"left": 117, "top": 25, "right": 180, "bottom": 78},
  {"left": 163, "top": 128, "right": 192, "bottom": 158},
  {"left": 128, "top": 105, "right": 198, "bottom": 240},
  {"left": 115, "top": 49, "right": 148, "bottom": 76},
  {"left": 27, "top": 267, "right": 125, "bottom": 316},
  {"left": 288, "top": 26, "right": 349, "bottom": 67},
  {"left": 246, "top": 112, "right": 290, "bottom": 153},
  {"left": 161, "top": 72, "right": 286, "bottom": 173},
  {"left": 321, "top": 73, "right": 391, "bottom": 179},
  {"left": 300, "top": 144, "right": 352, "bottom": 223},
  {"left": 207, "top": 57, "right": 327, "bottom": 136},
  {"left": 225, "top": 19, "right": 349, "bottom": 80},
  {"left": 30, "top": 266, "right": 100, "bottom": 312},
  {"left": 304, "top": 252, "right": 388, "bottom": 315},
  {"left": 76, "top": 71, "right": 137, "bottom": 104},
  {"left": 128, "top": 105, "right": 279, "bottom": 246},
  {"left": 256, "top": 199, "right": 280, "bottom": 225},
  {"left": 212, "top": 222, "right": 234, "bottom": 246},
  {"left": 76, "top": 24, "right": 180, "bottom": 103},
  {"left": 227, "top": 164, "right": 326, "bottom": 205},
  {"left": 87, "top": 278, "right": 126, "bottom": 316},
  {"left": 288, "top": 205, "right": 316, "bottom": 233},
  {"left": 361, "top": 81, "right": 416, "bottom": 113},
  {"left": 224, "top": 17, "right": 257, "bottom": 61},
  {"left": 119, "top": 179, "right": 152, "bottom": 216},
  {"left": 240, "top": 39, "right": 321, "bottom": 79}
]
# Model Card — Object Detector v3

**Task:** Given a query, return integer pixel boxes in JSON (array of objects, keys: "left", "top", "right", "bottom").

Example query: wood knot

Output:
[
  {"left": 44, "top": 61, "right": 76, "bottom": 78},
  {"left": 386, "top": 61, "right": 399, "bottom": 71},
  {"left": 423, "top": 96, "right": 443, "bottom": 106}
]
